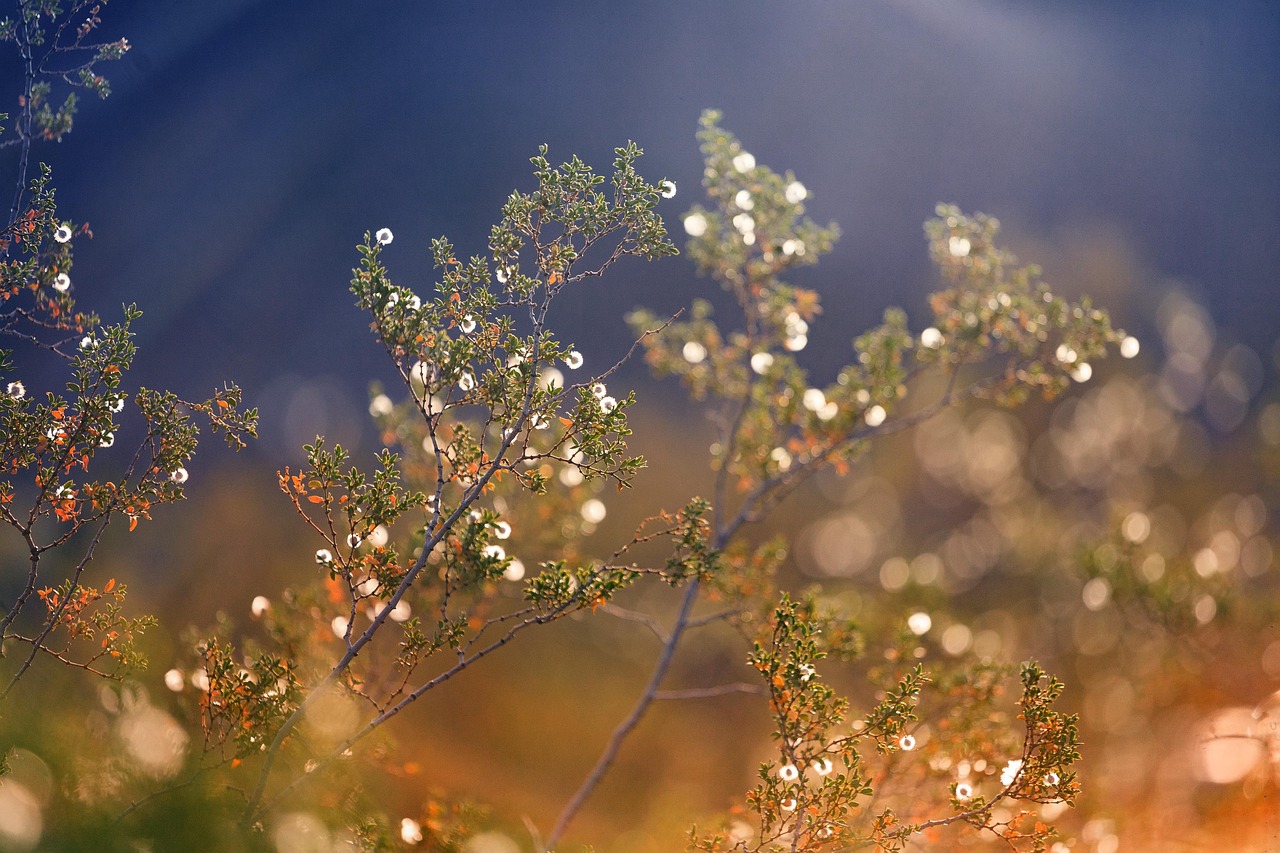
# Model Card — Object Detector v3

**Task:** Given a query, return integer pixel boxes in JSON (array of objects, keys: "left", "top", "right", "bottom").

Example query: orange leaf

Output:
[
  {"left": 217, "top": 399, "right": 230, "bottom": 409},
  {"left": 307, "top": 495, "right": 325, "bottom": 504},
  {"left": 104, "top": 577, "right": 116, "bottom": 592},
  {"left": 129, "top": 516, "right": 138, "bottom": 531}
]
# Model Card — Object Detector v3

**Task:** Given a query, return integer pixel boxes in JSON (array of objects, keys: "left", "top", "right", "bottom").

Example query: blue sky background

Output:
[{"left": 15, "top": 0, "right": 1279, "bottom": 460}]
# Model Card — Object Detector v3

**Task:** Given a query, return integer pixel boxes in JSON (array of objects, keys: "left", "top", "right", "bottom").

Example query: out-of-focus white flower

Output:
[
  {"left": 375, "top": 228, "right": 393, "bottom": 246},
  {"left": 920, "top": 327, "right": 943, "bottom": 349},
  {"left": 581, "top": 498, "right": 607, "bottom": 524},
  {"left": 785, "top": 181, "right": 807, "bottom": 204},
  {"left": 315, "top": 549, "right": 332, "bottom": 565},
  {"left": 733, "top": 151, "right": 756, "bottom": 172},
  {"left": 750, "top": 352, "right": 773, "bottom": 374},
  {"left": 1071, "top": 363, "right": 1092, "bottom": 383},
  {"left": 503, "top": 558, "right": 526, "bottom": 582},
  {"left": 164, "top": 668, "right": 185, "bottom": 692},
  {"left": 683, "top": 213, "right": 707, "bottom": 237},
  {"left": 369, "top": 393, "right": 393, "bottom": 416},
  {"left": 734, "top": 189, "right": 753, "bottom": 210},
  {"left": 864, "top": 405, "right": 886, "bottom": 427},
  {"left": 251, "top": 595, "right": 271, "bottom": 617},
  {"left": 401, "top": 818, "right": 423, "bottom": 844},
  {"left": 483, "top": 544, "right": 506, "bottom": 561},
  {"left": 493, "top": 520, "right": 511, "bottom": 539},
  {"left": 813, "top": 757, "right": 834, "bottom": 776},
  {"left": 331, "top": 616, "right": 350, "bottom": 639},
  {"left": 682, "top": 341, "right": 707, "bottom": 364},
  {"left": 948, "top": 236, "right": 971, "bottom": 257},
  {"left": 1120, "top": 335, "right": 1140, "bottom": 358},
  {"left": 1000, "top": 758, "right": 1024, "bottom": 787}
]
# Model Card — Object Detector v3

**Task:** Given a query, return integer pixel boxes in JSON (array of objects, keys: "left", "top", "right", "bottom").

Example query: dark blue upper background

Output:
[{"left": 11, "top": 0, "right": 1279, "bottom": 459}]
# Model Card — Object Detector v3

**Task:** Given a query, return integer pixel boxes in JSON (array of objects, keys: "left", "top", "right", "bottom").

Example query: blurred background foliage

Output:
[{"left": 2, "top": 2, "right": 1280, "bottom": 852}]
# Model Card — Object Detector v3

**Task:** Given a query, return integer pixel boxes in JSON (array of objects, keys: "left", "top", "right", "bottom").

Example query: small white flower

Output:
[
  {"left": 386, "top": 290, "right": 400, "bottom": 308},
  {"left": 79, "top": 335, "right": 97, "bottom": 351},
  {"left": 779, "top": 797, "right": 797, "bottom": 812},
  {"left": 170, "top": 467, "right": 188, "bottom": 484},
  {"left": 347, "top": 533, "right": 362, "bottom": 548},
  {"left": 45, "top": 426, "right": 65, "bottom": 442},
  {"left": 599, "top": 395, "right": 617, "bottom": 413},
  {"left": 1000, "top": 758, "right": 1024, "bottom": 787},
  {"left": 407, "top": 294, "right": 421, "bottom": 311},
  {"left": 920, "top": 327, "right": 943, "bottom": 349},
  {"left": 784, "top": 181, "right": 807, "bottom": 204},
  {"left": 898, "top": 734, "right": 917, "bottom": 751},
  {"left": 1044, "top": 771, "right": 1060, "bottom": 787},
  {"left": 591, "top": 382, "right": 607, "bottom": 399},
  {"left": 948, "top": 236, "right": 971, "bottom": 257},
  {"left": 731, "top": 213, "right": 755, "bottom": 234},
  {"left": 770, "top": 447, "right": 792, "bottom": 471},
  {"left": 315, "top": 548, "right": 333, "bottom": 565},
  {"left": 778, "top": 763, "right": 799, "bottom": 782},
  {"left": 98, "top": 432, "right": 114, "bottom": 448},
  {"left": 251, "top": 595, "right": 271, "bottom": 617},
  {"left": 55, "top": 483, "right": 75, "bottom": 499},
  {"left": 495, "top": 268, "right": 509, "bottom": 284},
  {"left": 1055, "top": 344, "right": 1077, "bottom": 364},
  {"left": 781, "top": 238, "right": 806, "bottom": 256},
  {"left": 400, "top": 818, "right": 424, "bottom": 845},
  {"left": 375, "top": 228, "right": 393, "bottom": 246},
  {"left": 110, "top": 396, "right": 125, "bottom": 412},
  {"left": 368, "top": 525, "right": 389, "bottom": 547},
  {"left": 812, "top": 757, "right": 834, "bottom": 776},
  {"left": 460, "top": 314, "right": 477, "bottom": 334},
  {"left": 659, "top": 180, "right": 677, "bottom": 199},
  {"left": 798, "top": 663, "right": 816, "bottom": 682},
  {"left": 742, "top": 231, "right": 755, "bottom": 246},
  {"left": 734, "top": 189, "right": 753, "bottom": 210},
  {"left": 732, "top": 151, "right": 756, "bottom": 172},
  {"left": 564, "top": 350, "right": 584, "bottom": 370},
  {"left": 682, "top": 341, "right": 706, "bottom": 364},
  {"left": 1119, "top": 335, "right": 1140, "bottom": 359},
  {"left": 483, "top": 544, "right": 506, "bottom": 561},
  {"left": 6, "top": 381, "right": 24, "bottom": 399},
  {"left": 458, "top": 370, "right": 475, "bottom": 392},
  {"left": 783, "top": 334, "right": 807, "bottom": 352},
  {"left": 494, "top": 520, "right": 512, "bottom": 539},
  {"left": 802, "top": 388, "right": 826, "bottom": 412},
  {"left": 503, "top": 558, "right": 526, "bottom": 582},
  {"left": 53, "top": 273, "right": 71, "bottom": 292},
  {"left": 54, "top": 225, "right": 73, "bottom": 243},
  {"left": 750, "top": 352, "right": 773, "bottom": 374},
  {"left": 817, "top": 401, "right": 838, "bottom": 421},
  {"left": 955, "top": 782, "right": 974, "bottom": 801},
  {"left": 683, "top": 212, "right": 708, "bottom": 237}
]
